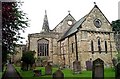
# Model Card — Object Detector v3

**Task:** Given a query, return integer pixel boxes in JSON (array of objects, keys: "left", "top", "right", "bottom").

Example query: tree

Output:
[
  {"left": 112, "top": 19, "right": 120, "bottom": 62},
  {"left": 2, "top": 2, "right": 29, "bottom": 71},
  {"left": 112, "top": 19, "right": 120, "bottom": 32},
  {"left": 21, "top": 51, "right": 35, "bottom": 70}
]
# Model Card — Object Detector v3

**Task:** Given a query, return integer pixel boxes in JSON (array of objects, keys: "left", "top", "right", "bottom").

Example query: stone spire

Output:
[{"left": 41, "top": 10, "right": 50, "bottom": 32}]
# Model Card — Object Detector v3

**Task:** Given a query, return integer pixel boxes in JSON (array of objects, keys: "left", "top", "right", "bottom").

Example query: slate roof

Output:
[
  {"left": 59, "top": 15, "right": 87, "bottom": 41},
  {"left": 52, "top": 13, "right": 76, "bottom": 31}
]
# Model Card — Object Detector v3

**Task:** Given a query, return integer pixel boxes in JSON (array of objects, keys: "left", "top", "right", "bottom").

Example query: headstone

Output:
[
  {"left": 86, "top": 60, "right": 92, "bottom": 71},
  {"left": 115, "top": 63, "right": 120, "bottom": 79},
  {"left": 92, "top": 58, "right": 104, "bottom": 79},
  {"left": 33, "top": 70, "right": 42, "bottom": 77},
  {"left": 45, "top": 62, "right": 52, "bottom": 75},
  {"left": 52, "top": 69, "right": 64, "bottom": 79},
  {"left": 112, "top": 58, "right": 117, "bottom": 67},
  {"left": 73, "top": 60, "right": 81, "bottom": 74}
]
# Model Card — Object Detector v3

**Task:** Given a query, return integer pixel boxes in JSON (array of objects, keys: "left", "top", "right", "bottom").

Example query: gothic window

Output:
[
  {"left": 37, "top": 39, "right": 49, "bottom": 56},
  {"left": 105, "top": 41, "right": 107, "bottom": 53},
  {"left": 98, "top": 38, "right": 101, "bottom": 53},
  {"left": 91, "top": 40, "right": 94, "bottom": 54},
  {"left": 72, "top": 43, "right": 74, "bottom": 53}
]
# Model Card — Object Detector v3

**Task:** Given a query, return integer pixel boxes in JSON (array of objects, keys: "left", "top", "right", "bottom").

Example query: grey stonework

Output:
[{"left": 27, "top": 4, "right": 117, "bottom": 70}]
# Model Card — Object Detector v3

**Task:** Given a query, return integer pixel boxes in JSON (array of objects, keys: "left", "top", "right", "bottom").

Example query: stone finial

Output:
[
  {"left": 94, "top": 2, "right": 96, "bottom": 5},
  {"left": 68, "top": 10, "right": 71, "bottom": 14}
]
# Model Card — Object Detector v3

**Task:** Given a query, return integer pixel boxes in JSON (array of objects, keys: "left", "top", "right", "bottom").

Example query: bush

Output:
[{"left": 21, "top": 51, "right": 35, "bottom": 70}]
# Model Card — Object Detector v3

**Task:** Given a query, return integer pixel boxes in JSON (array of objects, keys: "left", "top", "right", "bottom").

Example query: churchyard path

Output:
[{"left": 2, "top": 64, "right": 21, "bottom": 79}]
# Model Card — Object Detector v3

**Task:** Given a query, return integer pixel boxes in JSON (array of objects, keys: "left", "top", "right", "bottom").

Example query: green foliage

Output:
[
  {"left": 111, "top": 19, "right": 120, "bottom": 32},
  {"left": 21, "top": 51, "right": 35, "bottom": 65},
  {"left": 2, "top": 2, "right": 29, "bottom": 65},
  {"left": 15, "top": 67, "right": 115, "bottom": 79},
  {"left": 117, "top": 53, "right": 120, "bottom": 62},
  {"left": 21, "top": 51, "right": 35, "bottom": 70}
]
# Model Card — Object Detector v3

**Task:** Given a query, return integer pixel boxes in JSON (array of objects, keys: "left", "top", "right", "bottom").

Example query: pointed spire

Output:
[{"left": 41, "top": 10, "right": 50, "bottom": 32}]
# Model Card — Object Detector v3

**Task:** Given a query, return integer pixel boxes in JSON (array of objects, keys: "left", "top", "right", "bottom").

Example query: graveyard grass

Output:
[{"left": 15, "top": 66, "right": 115, "bottom": 79}]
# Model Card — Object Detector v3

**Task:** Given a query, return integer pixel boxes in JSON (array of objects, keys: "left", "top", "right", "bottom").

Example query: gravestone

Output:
[
  {"left": 115, "top": 63, "right": 120, "bottom": 79},
  {"left": 73, "top": 60, "right": 81, "bottom": 74},
  {"left": 92, "top": 58, "right": 104, "bottom": 79},
  {"left": 86, "top": 60, "right": 92, "bottom": 71},
  {"left": 52, "top": 69, "right": 64, "bottom": 79},
  {"left": 112, "top": 58, "right": 117, "bottom": 67},
  {"left": 45, "top": 62, "right": 52, "bottom": 75},
  {"left": 33, "top": 70, "right": 42, "bottom": 77}
]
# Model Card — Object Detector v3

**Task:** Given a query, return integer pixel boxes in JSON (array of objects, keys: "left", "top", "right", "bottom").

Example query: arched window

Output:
[
  {"left": 37, "top": 39, "right": 49, "bottom": 56},
  {"left": 98, "top": 38, "right": 101, "bottom": 53}
]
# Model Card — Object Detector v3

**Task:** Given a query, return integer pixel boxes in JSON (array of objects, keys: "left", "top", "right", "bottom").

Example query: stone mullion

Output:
[
  {"left": 39, "top": 44, "right": 42, "bottom": 56},
  {"left": 43, "top": 43, "right": 45, "bottom": 56},
  {"left": 47, "top": 44, "right": 49, "bottom": 56},
  {"left": 44, "top": 44, "right": 46, "bottom": 56},
  {"left": 41, "top": 43, "right": 43, "bottom": 56}
]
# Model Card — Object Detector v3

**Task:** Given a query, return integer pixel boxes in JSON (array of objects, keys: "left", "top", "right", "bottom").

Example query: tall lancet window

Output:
[
  {"left": 91, "top": 40, "right": 94, "bottom": 54},
  {"left": 105, "top": 41, "right": 107, "bottom": 53},
  {"left": 37, "top": 39, "right": 49, "bottom": 56},
  {"left": 98, "top": 38, "right": 101, "bottom": 53}
]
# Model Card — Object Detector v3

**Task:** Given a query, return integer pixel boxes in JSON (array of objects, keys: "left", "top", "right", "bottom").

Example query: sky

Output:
[{"left": 19, "top": 0, "right": 120, "bottom": 44}]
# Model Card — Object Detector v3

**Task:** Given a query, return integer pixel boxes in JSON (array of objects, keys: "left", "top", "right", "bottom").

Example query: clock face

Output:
[
  {"left": 94, "top": 19, "right": 102, "bottom": 28},
  {"left": 67, "top": 20, "right": 73, "bottom": 25}
]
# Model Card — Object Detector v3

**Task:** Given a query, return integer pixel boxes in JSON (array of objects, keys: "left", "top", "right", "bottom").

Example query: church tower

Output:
[{"left": 41, "top": 10, "right": 50, "bottom": 32}]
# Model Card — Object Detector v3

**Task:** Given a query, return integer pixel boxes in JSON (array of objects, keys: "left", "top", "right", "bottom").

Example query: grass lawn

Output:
[
  {"left": 15, "top": 66, "right": 115, "bottom": 79},
  {"left": 1, "top": 65, "right": 7, "bottom": 78}
]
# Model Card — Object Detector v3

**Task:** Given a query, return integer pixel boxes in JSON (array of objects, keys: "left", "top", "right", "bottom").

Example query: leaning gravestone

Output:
[
  {"left": 52, "top": 69, "right": 64, "bottom": 79},
  {"left": 92, "top": 58, "right": 104, "bottom": 79},
  {"left": 45, "top": 62, "right": 52, "bottom": 75},
  {"left": 73, "top": 60, "right": 81, "bottom": 74},
  {"left": 115, "top": 63, "right": 120, "bottom": 79},
  {"left": 86, "top": 60, "right": 92, "bottom": 71}
]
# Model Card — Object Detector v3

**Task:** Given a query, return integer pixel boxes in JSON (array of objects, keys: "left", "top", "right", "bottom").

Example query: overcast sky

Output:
[{"left": 19, "top": 0, "right": 119, "bottom": 44}]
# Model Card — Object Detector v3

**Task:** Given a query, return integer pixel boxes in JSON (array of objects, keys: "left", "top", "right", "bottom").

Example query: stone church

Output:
[{"left": 28, "top": 4, "right": 117, "bottom": 69}]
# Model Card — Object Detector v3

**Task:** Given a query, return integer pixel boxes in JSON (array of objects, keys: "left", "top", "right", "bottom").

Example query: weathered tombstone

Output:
[
  {"left": 45, "top": 62, "right": 52, "bottom": 75},
  {"left": 92, "top": 58, "right": 104, "bottom": 79},
  {"left": 86, "top": 60, "right": 92, "bottom": 71},
  {"left": 115, "top": 63, "right": 120, "bottom": 79},
  {"left": 33, "top": 70, "right": 42, "bottom": 77},
  {"left": 73, "top": 60, "right": 81, "bottom": 74},
  {"left": 52, "top": 69, "right": 64, "bottom": 79},
  {"left": 112, "top": 58, "right": 117, "bottom": 67}
]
